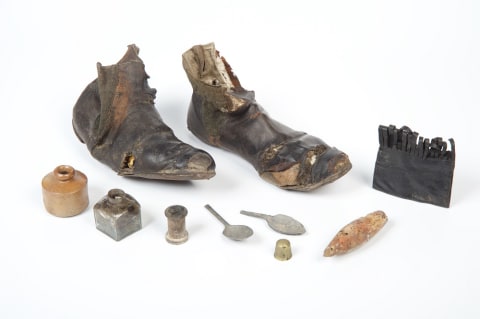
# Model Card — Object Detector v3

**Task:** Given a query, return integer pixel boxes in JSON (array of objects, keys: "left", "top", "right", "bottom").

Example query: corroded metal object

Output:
[
  {"left": 323, "top": 210, "right": 388, "bottom": 257},
  {"left": 93, "top": 189, "right": 141, "bottom": 241},
  {"left": 274, "top": 239, "right": 292, "bottom": 261},
  {"left": 165, "top": 205, "right": 189, "bottom": 244},
  {"left": 240, "top": 210, "right": 306, "bottom": 235},
  {"left": 73, "top": 44, "right": 215, "bottom": 181},
  {"left": 182, "top": 42, "right": 351, "bottom": 191},
  {"left": 41, "top": 165, "right": 89, "bottom": 217},
  {"left": 204, "top": 204, "right": 253, "bottom": 241},
  {"left": 373, "top": 124, "right": 455, "bottom": 207}
]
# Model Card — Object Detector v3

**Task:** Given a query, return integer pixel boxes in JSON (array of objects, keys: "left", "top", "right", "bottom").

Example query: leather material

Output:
[
  {"left": 73, "top": 45, "right": 215, "bottom": 180},
  {"left": 183, "top": 43, "right": 351, "bottom": 191}
]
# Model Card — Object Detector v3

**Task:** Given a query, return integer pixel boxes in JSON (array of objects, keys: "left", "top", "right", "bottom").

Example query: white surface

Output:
[{"left": 1, "top": 1, "right": 479, "bottom": 318}]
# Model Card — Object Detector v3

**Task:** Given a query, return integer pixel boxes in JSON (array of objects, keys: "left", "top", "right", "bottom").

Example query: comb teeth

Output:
[
  {"left": 378, "top": 125, "right": 455, "bottom": 161},
  {"left": 373, "top": 124, "right": 455, "bottom": 208}
]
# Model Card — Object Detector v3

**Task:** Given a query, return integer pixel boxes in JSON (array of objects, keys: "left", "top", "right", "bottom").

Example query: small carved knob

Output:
[{"left": 164, "top": 205, "right": 189, "bottom": 244}]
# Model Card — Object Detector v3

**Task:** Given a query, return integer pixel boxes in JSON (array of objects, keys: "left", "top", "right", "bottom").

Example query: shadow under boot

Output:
[
  {"left": 73, "top": 44, "right": 215, "bottom": 180},
  {"left": 182, "top": 42, "right": 350, "bottom": 191}
]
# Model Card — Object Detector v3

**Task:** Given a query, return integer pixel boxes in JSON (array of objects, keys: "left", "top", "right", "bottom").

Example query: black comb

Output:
[{"left": 373, "top": 124, "right": 455, "bottom": 208}]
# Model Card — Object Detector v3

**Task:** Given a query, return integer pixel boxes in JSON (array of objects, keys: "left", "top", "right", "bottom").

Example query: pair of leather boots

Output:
[{"left": 73, "top": 43, "right": 352, "bottom": 191}]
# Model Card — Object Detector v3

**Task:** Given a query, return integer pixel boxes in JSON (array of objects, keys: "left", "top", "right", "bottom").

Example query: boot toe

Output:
[
  {"left": 259, "top": 142, "right": 351, "bottom": 191},
  {"left": 310, "top": 149, "right": 352, "bottom": 189},
  {"left": 176, "top": 147, "right": 216, "bottom": 180},
  {"left": 124, "top": 142, "right": 216, "bottom": 181},
  {"left": 187, "top": 152, "right": 216, "bottom": 172},
  {"left": 283, "top": 149, "right": 351, "bottom": 191}
]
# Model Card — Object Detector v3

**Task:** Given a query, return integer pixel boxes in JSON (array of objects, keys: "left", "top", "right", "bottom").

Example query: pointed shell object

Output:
[{"left": 323, "top": 210, "right": 388, "bottom": 257}]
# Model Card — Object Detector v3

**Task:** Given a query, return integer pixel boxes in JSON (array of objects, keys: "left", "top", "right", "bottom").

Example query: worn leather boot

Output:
[
  {"left": 73, "top": 45, "right": 215, "bottom": 180},
  {"left": 182, "top": 43, "right": 351, "bottom": 191}
]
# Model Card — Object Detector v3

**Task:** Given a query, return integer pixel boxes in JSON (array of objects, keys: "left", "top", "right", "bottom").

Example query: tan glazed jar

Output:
[{"left": 42, "top": 165, "right": 89, "bottom": 217}]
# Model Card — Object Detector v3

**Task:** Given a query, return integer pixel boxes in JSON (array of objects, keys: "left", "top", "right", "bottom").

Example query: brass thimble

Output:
[
  {"left": 41, "top": 165, "right": 89, "bottom": 217},
  {"left": 165, "top": 205, "right": 189, "bottom": 244},
  {"left": 274, "top": 239, "right": 292, "bottom": 261}
]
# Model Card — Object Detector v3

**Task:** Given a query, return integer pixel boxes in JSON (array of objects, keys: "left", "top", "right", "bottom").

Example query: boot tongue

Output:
[
  {"left": 183, "top": 43, "right": 254, "bottom": 113},
  {"left": 118, "top": 44, "right": 142, "bottom": 64}
]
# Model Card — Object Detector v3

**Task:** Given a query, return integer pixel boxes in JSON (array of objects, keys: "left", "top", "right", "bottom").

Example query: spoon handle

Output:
[
  {"left": 205, "top": 204, "right": 230, "bottom": 226},
  {"left": 240, "top": 210, "right": 270, "bottom": 220}
]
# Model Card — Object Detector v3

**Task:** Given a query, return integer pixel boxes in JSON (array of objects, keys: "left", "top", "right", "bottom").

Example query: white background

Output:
[{"left": 1, "top": 1, "right": 479, "bottom": 318}]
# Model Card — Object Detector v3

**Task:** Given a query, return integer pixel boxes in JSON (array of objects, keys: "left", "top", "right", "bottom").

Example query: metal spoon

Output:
[
  {"left": 204, "top": 204, "right": 253, "bottom": 241},
  {"left": 240, "top": 210, "right": 306, "bottom": 235}
]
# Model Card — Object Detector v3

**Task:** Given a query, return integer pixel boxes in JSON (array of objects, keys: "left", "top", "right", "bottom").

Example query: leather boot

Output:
[
  {"left": 182, "top": 43, "right": 351, "bottom": 191},
  {"left": 73, "top": 44, "right": 215, "bottom": 180}
]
